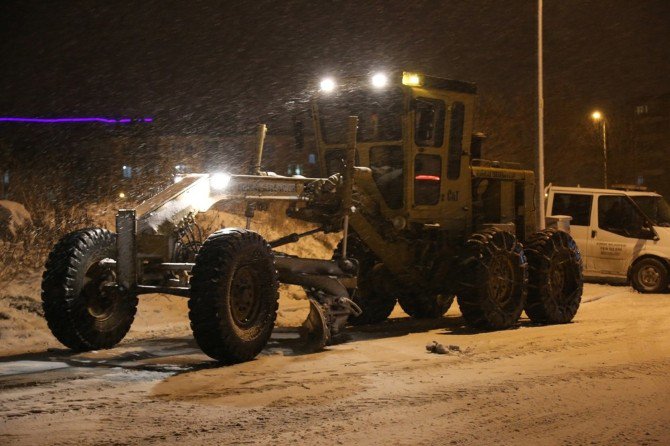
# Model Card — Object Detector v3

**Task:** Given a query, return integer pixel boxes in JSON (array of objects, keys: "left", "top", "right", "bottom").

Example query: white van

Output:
[{"left": 546, "top": 185, "right": 670, "bottom": 293}]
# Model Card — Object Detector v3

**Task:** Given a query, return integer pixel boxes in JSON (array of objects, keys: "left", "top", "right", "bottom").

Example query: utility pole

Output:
[
  {"left": 536, "top": 0, "right": 546, "bottom": 229},
  {"left": 602, "top": 119, "right": 608, "bottom": 188},
  {"left": 591, "top": 111, "right": 608, "bottom": 188}
]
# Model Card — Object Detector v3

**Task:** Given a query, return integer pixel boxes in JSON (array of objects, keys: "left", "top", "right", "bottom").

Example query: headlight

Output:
[
  {"left": 210, "top": 172, "right": 231, "bottom": 190},
  {"left": 319, "top": 77, "right": 336, "bottom": 93}
]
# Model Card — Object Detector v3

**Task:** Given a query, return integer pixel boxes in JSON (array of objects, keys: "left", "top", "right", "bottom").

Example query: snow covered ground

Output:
[{"left": 0, "top": 281, "right": 668, "bottom": 445}]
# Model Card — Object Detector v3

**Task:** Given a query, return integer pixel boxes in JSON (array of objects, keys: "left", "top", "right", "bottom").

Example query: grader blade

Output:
[{"left": 300, "top": 298, "right": 329, "bottom": 352}]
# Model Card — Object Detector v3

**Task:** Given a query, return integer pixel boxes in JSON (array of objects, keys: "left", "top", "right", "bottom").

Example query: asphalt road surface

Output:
[{"left": 1, "top": 284, "right": 669, "bottom": 445}]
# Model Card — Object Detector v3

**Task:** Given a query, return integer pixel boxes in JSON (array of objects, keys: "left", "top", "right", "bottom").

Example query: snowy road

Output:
[{"left": 1, "top": 284, "right": 669, "bottom": 445}]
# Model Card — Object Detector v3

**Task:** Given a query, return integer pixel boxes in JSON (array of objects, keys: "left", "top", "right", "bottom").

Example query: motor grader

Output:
[{"left": 41, "top": 71, "right": 583, "bottom": 363}]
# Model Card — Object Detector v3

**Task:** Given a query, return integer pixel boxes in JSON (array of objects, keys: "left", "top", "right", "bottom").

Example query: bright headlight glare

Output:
[
  {"left": 320, "top": 77, "right": 336, "bottom": 93},
  {"left": 371, "top": 73, "right": 388, "bottom": 88},
  {"left": 210, "top": 172, "right": 231, "bottom": 190}
]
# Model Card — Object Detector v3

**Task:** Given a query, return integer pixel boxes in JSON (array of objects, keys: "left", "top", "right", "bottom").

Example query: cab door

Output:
[
  {"left": 409, "top": 89, "right": 473, "bottom": 232},
  {"left": 587, "top": 194, "right": 647, "bottom": 276}
]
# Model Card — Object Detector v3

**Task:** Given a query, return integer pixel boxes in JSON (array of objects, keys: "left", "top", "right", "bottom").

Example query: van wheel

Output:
[
  {"left": 525, "top": 229, "right": 583, "bottom": 323},
  {"left": 457, "top": 228, "right": 528, "bottom": 330},
  {"left": 631, "top": 258, "right": 669, "bottom": 293}
]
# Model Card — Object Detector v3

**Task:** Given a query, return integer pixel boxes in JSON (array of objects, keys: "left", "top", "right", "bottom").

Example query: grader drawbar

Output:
[{"left": 41, "top": 72, "right": 584, "bottom": 364}]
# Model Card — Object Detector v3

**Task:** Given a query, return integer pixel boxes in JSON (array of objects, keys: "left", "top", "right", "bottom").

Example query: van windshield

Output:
[{"left": 631, "top": 196, "right": 670, "bottom": 227}]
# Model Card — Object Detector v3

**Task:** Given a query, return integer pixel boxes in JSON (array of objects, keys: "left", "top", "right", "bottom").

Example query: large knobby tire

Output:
[
  {"left": 333, "top": 236, "right": 397, "bottom": 325},
  {"left": 189, "top": 229, "right": 279, "bottom": 363},
  {"left": 457, "top": 228, "right": 528, "bottom": 330},
  {"left": 41, "top": 228, "right": 138, "bottom": 351},
  {"left": 525, "top": 229, "right": 584, "bottom": 323},
  {"left": 398, "top": 293, "right": 454, "bottom": 319},
  {"left": 630, "top": 257, "right": 669, "bottom": 293}
]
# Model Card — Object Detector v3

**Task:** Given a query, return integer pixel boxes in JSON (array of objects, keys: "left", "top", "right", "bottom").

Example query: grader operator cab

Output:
[{"left": 41, "top": 71, "right": 584, "bottom": 364}]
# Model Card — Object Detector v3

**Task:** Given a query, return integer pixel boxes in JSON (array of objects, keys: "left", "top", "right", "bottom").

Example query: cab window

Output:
[
  {"left": 370, "top": 145, "right": 403, "bottom": 209},
  {"left": 598, "top": 195, "right": 645, "bottom": 237},
  {"left": 414, "top": 98, "right": 445, "bottom": 147},
  {"left": 324, "top": 149, "right": 359, "bottom": 176},
  {"left": 552, "top": 193, "right": 592, "bottom": 226},
  {"left": 447, "top": 102, "right": 465, "bottom": 180},
  {"left": 414, "top": 154, "right": 441, "bottom": 205}
]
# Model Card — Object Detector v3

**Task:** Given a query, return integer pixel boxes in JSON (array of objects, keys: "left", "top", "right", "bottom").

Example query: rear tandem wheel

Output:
[
  {"left": 457, "top": 228, "right": 528, "bottom": 330},
  {"left": 333, "top": 236, "right": 397, "bottom": 325},
  {"left": 524, "top": 228, "right": 583, "bottom": 323}
]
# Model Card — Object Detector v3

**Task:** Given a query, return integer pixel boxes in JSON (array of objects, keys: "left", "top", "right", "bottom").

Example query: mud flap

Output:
[{"left": 300, "top": 298, "right": 329, "bottom": 352}]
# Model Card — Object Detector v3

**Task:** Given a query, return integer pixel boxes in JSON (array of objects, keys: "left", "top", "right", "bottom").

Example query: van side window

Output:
[
  {"left": 552, "top": 193, "right": 592, "bottom": 226},
  {"left": 598, "top": 195, "right": 645, "bottom": 237}
]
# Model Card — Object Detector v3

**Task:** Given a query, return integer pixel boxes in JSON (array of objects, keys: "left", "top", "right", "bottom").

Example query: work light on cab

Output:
[
  {"left": 402, "top": 71, "right": 423, "bottom": 86},
  {"left": 371, "top": 73, "right": 388, "bottom": 88},
  {"left": 320, "top": 77, "right": 336, "bottom": 93}
]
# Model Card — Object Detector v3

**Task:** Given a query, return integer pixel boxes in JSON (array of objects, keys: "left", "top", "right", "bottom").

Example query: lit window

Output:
[{"left": 122, "top": 165, "right": 132, "bottom": 179}]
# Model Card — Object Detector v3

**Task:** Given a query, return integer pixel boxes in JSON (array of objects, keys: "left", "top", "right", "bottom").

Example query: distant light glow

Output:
[
  {"left": 0, "top": 116, "right": 153, "bottom": 124},
  {"left": 371, "top": 73, "right": 388, "bottom": 88},
  {"left": 118, "top": 192, "right": 126, "bottom": 199},
  {"left": 591, "top": 111, "right": 603, "bottom": 121},
  {"left": 319, "top": 78, "right": 336, "bottom": 93}
]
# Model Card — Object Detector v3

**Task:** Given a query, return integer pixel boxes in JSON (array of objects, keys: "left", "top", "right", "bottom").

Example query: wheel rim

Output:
[
  {"left": 488, "top": 253, "right": 514, "bottom": 306},
  {"left": 230, "top": 265, "right": 262, "bottom": 328},
  {"left": 638, "top": 265, "right": 661, "bottom": 289},
  {"left": 83, "top": 262, "right": 117, "bottom": 320}
]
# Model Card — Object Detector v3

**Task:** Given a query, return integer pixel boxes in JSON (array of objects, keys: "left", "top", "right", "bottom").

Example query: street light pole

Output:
[
  {"left": 536, "top": 0, "right": 546, "bottom": 229},
  {"left": 591, "top": 111, "right": 608, "bottom": 188},
  {"left": 602, "top": 119, "right": 608, "bottom": 188}
]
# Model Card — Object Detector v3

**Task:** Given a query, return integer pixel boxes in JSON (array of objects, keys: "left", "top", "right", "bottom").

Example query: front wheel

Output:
[
  {"left": 630, "top": 257, "right": 668, "bottom": 293},
  {"left": 525, "top": 229, "right": 583, "bottom": 323},
  {"left": 189, "top": 229, "right": 279, "bottom": 363},
  {"left": 457, "top": 228, "right": 528, "bottom": 330},
  {"left": 41, "top": 228, "right": 138, "bottom": 351}
]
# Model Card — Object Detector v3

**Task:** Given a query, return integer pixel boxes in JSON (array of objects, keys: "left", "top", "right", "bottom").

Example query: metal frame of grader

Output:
[
  {"left": 42, "top": 71, "right": 584, "bottom": 363},
  {"left": 110, "top": 120, "right": 363, "bottom": 348}
]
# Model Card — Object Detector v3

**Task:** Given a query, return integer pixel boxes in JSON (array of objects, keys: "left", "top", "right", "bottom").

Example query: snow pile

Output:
[
  {"left": 0, "top": 205, "right": 340, "bottom": 355},
  {"left": 0, "top": 200, "right": 32, "bottom": 240}
]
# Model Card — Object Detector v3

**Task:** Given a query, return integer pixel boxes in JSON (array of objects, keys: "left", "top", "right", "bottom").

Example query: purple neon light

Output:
[{"left": 0, "top": 117, "right": 153, "bottom": 124}]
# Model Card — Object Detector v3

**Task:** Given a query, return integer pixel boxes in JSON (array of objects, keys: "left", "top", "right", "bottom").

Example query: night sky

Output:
[{"left": 1, "top": 1, "right": 669, "bottom": 172}]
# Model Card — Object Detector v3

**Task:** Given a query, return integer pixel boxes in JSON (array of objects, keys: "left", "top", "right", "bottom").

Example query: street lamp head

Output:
[{"left": 591, "top": 111, "right": 603, "bottom": 121}]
